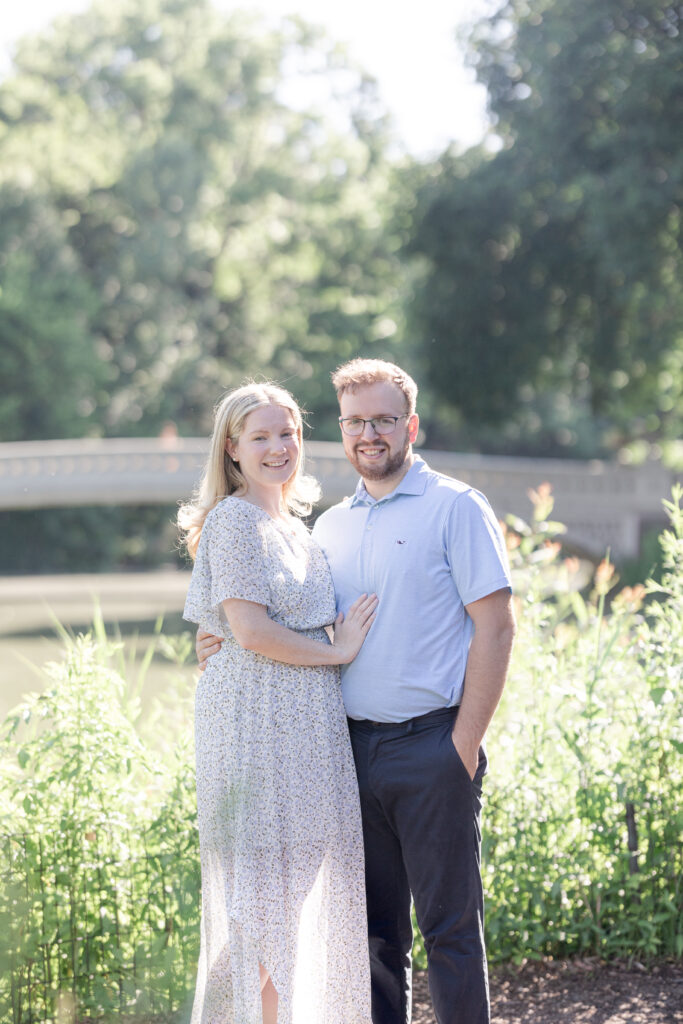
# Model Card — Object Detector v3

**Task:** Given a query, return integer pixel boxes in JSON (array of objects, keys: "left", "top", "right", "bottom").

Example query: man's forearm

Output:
[
  {"left": 452, "top": 591, "right": 516, "bottom": 776},
  {"left": 454, "top": 626, "right": 515, "bottom": 742}
]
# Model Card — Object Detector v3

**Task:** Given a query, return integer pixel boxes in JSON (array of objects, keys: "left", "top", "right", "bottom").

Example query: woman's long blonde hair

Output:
[{"left": 178, "top": 383, "right": 320, "bottom": 560}]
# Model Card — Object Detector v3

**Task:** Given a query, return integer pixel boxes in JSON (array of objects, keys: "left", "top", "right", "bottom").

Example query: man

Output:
[{"left": 197, "top": 359, "right": 516, "bottom": 1024}]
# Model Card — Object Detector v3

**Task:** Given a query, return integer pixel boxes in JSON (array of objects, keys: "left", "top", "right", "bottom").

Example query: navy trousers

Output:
[{"left": 347, "top": 707, "right": 489, "bottom": 1024}]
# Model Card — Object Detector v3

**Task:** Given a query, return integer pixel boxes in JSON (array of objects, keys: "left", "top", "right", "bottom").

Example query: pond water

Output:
[{"left": 0, "top": 570, "right": 196, "bottom": 720}]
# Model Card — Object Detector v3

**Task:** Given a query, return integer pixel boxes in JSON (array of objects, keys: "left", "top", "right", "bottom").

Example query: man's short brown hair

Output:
[{"left": 331, "top": 358, "right": 418, "bottom": 415}]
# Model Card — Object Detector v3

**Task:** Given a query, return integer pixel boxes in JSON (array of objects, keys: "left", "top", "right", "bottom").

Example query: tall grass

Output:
[{"left": 1, "top": 489, "right": 681, "bottom": 1019}]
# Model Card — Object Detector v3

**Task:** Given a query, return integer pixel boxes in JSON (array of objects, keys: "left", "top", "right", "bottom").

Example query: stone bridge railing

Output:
[{"left": 0, "top": 438, "right": 678, "bottom": 560}]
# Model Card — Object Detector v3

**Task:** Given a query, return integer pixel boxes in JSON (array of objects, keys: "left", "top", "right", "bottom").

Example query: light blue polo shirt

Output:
[{"left": 311, "top": 456, "right": 512, "bottom": 722}]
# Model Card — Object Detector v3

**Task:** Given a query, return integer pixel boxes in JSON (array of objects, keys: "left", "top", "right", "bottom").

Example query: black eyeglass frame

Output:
[{"left": 338, "top": 414, "right": 409, "bottom": 436}]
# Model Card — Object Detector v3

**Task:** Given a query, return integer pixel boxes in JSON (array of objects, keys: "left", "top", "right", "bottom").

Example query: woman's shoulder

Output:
[
  {"left": 203, "top": 496, "right": 270, "bottom": 546},
  {"left": 206, "top": 495, "right": 265, "bottom": 523}
]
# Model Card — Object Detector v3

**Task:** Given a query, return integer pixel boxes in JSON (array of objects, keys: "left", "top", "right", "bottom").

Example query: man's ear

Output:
[{"left": 408, "top": 414, "right": 420, "bottom": 444}]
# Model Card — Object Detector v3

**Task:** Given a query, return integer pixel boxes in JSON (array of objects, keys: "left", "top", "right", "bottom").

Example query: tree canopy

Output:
[
  {"left": 1, "top": 0, "right": 681, "bottom": 465},
  {"left": 0, "top": 0, "right": 407, "bottom": 442},
  {"left": 409, "top": 0, "right": 683, "bottom": 460}
]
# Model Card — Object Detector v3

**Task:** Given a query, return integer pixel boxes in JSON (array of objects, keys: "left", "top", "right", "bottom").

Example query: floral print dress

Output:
[{"left": 183, "top": 496, "right": 371, "bottom": 1024}]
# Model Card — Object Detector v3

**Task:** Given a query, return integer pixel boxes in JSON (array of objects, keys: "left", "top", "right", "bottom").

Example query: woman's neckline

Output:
[{"left": 227, "top": 494, "right": 301, "bottom": 533}]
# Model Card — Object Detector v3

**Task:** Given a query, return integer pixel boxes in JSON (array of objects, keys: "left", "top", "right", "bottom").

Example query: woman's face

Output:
[{"left": 227, "top": 403, "right": 300, "bottom": 499}]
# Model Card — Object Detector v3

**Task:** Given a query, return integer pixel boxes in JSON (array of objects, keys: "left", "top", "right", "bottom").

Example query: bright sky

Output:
[{"left": 0, "top": 0, "right": 492, "bottom": 158}]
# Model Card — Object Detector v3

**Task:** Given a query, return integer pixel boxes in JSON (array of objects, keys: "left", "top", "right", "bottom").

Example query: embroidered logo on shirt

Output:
[{"left": 396, "top": 540, "right": 406, "bottom": 545}]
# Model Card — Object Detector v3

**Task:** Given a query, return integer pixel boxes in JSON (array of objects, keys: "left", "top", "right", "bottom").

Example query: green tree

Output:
[
  {"left": 0, "top": 0, "right": 406, "bottom": 442},
  {"left": 409, "top": 0, "right": 683, "bottom": 460},
  {"left": 0, "top": 189, "right": 104, "bottom": 441}
]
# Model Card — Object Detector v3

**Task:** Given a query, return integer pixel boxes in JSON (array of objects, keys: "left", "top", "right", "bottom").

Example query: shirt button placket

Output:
[
  {"left": 362, "top": 504, "right": 379, "bottom": 594},
  {"left": 359, "top": 504, "right": 375, "bottom": 592}
]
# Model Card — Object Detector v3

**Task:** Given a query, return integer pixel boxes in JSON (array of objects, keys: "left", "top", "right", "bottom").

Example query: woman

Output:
[{"left": 178, "top": 383, "right": 375, "bottom": 1024}]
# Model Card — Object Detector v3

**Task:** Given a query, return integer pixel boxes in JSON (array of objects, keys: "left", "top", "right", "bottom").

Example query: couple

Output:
[{"left": 179, "top": 359, "right": 516, "bottom": 1024}]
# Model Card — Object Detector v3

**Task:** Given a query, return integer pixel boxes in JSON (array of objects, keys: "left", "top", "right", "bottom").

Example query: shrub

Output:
[{"left": 481, "top": 484, "right": 683, "bottom": 963}]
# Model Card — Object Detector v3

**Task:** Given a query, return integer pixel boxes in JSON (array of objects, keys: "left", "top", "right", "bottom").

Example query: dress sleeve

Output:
[
  {"left": 183, "top": 500, "right": 272, "bottom": 629},
  {"left": 207, "top": 500, "right": 272, "bottom": 608}
]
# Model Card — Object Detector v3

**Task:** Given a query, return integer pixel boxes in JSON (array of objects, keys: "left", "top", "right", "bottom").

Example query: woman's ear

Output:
[{"left": 225, "top": 438, "right": 238, "bottom": 462}]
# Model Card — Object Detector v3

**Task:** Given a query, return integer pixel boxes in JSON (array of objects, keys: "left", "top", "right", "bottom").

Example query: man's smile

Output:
[{"left": 355, "top": 445, "right": 387, "bottom": 459}]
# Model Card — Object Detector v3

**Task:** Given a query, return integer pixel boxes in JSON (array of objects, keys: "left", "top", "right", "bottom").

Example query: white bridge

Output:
[{"left": 0, "top": 438, "right": 679, "bottom": 561}]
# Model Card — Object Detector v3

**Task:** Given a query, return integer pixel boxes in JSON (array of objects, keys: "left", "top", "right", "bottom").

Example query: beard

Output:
[{"left": 347, "top": 432, "right": 411, "bottom": 481}]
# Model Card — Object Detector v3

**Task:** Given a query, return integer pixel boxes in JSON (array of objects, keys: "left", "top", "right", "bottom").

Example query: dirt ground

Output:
[{"left": 412, "top": 959, "right": 683, "bottom": 1023}]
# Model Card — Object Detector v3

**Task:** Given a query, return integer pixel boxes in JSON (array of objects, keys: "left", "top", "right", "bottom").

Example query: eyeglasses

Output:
[{"left": 338, "top": 415, "right": 408, "bottom": 437}]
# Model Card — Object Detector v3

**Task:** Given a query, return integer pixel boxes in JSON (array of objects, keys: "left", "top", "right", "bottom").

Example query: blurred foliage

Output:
[
  {"left": 0, "top": 190, "right": 105, "bottom": 441},
  {"left": 0, "top": 0, "right": 409, "bottom": 443},
  {"left": 0, "top": 503, "right": 183, "bottom": 575},
  {"left": 408, "top": 0, "right": 683, "bottom": 461}
]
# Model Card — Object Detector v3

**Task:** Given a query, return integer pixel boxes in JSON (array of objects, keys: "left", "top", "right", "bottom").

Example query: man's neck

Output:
[{"left": 362, "top": 453, "right": 416, "bottom": 501}]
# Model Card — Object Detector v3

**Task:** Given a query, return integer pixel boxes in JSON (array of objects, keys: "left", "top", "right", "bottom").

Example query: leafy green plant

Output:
[
  {"left": 0, "top": 627, "right": 200, "bottom": 1023},
  {"left": 481, "top": 484, "right": 683, "bottom": 963}
]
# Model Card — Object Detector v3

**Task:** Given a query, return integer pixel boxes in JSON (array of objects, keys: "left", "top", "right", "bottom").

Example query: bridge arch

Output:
[{"left": 0, "top": 438, "right": 677, "bottom": 561}]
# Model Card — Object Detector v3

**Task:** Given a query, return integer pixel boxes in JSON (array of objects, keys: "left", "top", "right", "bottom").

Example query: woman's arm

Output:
[{"left": 223, "top": 593, "right": 377, "bottom": 666}]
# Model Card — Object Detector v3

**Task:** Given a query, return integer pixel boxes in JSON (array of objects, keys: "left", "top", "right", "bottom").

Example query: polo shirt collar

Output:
[{"left": 349, "top": 455, "right": 429, "bottom": 507}]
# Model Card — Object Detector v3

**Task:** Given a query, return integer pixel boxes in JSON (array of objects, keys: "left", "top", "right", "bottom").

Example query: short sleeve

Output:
[
  {"left": 183, "top": 499, "right": 271, "bottom": 630},
  {"left": 207, "top": 500, "right": 271, "bottom": 607},
  {"left": 443, "top": 489, "right": 511, "bottom": 606}
]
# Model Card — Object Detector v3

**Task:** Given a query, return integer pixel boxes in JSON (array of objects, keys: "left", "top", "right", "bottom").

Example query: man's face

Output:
[{"left": 338, "top": 381, "right": 419, "bottom": 482}]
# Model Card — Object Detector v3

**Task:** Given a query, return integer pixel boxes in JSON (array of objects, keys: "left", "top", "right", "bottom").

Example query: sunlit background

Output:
[
  {"left": 1, "top": 4, "right": 681, "bottom": 1018},
  {"left": 1, "top": 0, "right": 492, "bottom": 157},
  {"left": 0, "top": 0, "right": 681, "bottom": 709}
]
